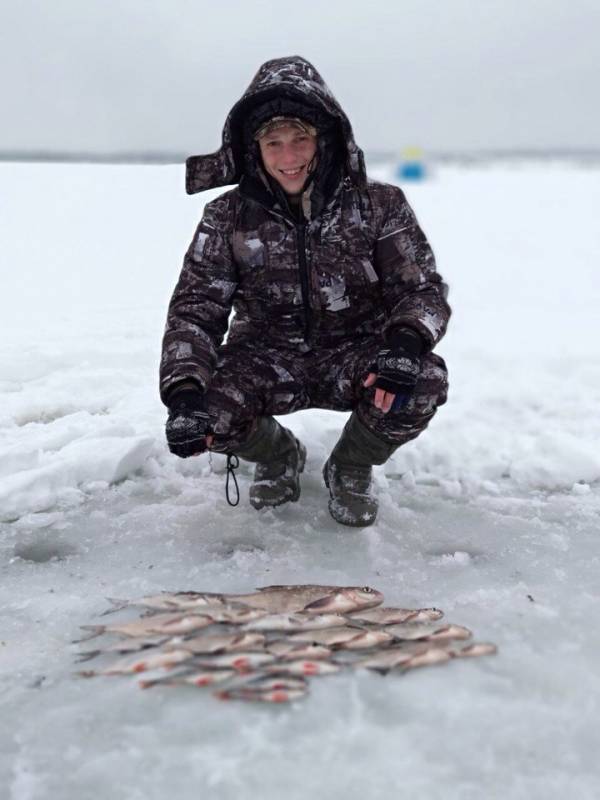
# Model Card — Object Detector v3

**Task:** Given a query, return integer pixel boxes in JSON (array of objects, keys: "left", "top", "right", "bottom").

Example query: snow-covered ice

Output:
[{"left": 1, "top": 159, "right": 599, "bottom": 799}]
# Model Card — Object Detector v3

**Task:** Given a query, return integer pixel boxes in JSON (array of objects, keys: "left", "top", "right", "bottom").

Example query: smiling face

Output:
[{"left": 257, "top": 125, "right": 318, "bottom": 196}]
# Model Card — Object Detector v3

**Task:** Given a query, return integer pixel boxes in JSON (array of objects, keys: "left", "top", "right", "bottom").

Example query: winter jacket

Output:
[{"left": 160, "top": 56, "right": 450, "bottom": 404}]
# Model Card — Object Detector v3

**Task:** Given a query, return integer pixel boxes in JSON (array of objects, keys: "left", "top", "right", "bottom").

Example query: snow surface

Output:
[{"left": 1, "top": 160, "right": 600, "bottom": 799}]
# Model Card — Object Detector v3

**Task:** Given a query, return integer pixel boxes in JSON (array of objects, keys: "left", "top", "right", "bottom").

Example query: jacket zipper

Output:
[
  {"left": 249, "top": 197, "right": 312, "bottom": 344},
  {"left": 296, "top": 221, "right": 311, "bottom": 341}
]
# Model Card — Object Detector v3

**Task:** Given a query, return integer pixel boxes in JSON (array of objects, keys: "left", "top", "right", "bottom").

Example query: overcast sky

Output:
[{"left": 1, "top": 0, "right": 599, "bottom": 157}]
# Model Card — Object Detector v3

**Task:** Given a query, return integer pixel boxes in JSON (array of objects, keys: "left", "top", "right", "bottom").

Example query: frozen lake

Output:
[{"left": 1, "top": 159, "right": 599, "bottom": 799}]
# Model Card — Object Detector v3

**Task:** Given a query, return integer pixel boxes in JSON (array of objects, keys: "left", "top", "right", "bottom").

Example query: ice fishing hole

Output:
[{"left": 13, "top": 540, "right": 79, "bottom": 563}]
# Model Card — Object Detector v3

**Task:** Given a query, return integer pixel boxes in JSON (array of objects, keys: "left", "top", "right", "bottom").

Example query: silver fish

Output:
[
  {"left": 446, "top": 642, "right": 498, "bottom": 659},
  {"left": 77, "top": 648, "right": 192, "bottom": 677},
  {"left": 352, "top": 639, "right": 495, "bottom": 673},
  {"left": 287, "top": 626, "right": 367, "bottom": 646},
  {"left": 401, "top": 647, "right": 453, "bottom": 671},
  {"left": 352, "top": 642, "right": 436, "bottom": 671},
  {"left": 241, "top": 612, "right": 349, "bottom": 632},
  {"left": 347, "top": 607, "right": 444, "bottom": 625},
  {"left": 228, "top": 585, "right": 384, "bottom": 615},
  {"left": 216, "top": 686, "right": 308, "bottom": 703},
  {"left": 267, "top": 641, "right": 333, "bottom": 660},
  {"left": 162, "top": 632, "right": 266, "bottom": 655},
  {"left": 391, "top": 641, "right": 496, "bottom": 672},
  {"left": 191, "top": 651, "right": 277, "bottom": 672},
  {"left": 140, "top": 603, "right": 267, "bottom": 624},
  {"left": 101, "top": 592, "right": 229, "bottom": 615},
  {"left": 385, "top": 623, "right": 472, "bottom": 642},
  {"left": 223, "top": 674, "right": 307, "bottom": 693},
  {"left": 263, "top": 659, "right": 342, "bottom": 677},
  {"left": 75, "top": 612, "right": 215, "bottom": 642},
  {"left": 104, "top": 585, "right": 382, "bottom": 617},
  {"left": 288, "top": 626, "right": 394, "bottom": 650},
  {"left": 75, "top": 634, "right": 171, "bottom": 662},
  {"left": 139, "top": 668, "right": 235, "bottom": 689},
  {"left": 336, "top": 629, "right": 396, "bottom": 650},
  {"left": 208, "top": 606, "right": 268, "bottom": 625}
]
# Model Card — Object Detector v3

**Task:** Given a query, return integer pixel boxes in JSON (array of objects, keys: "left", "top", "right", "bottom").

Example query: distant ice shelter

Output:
[{"left": 396, "top": 147, "right": 427, "bottom": 181}]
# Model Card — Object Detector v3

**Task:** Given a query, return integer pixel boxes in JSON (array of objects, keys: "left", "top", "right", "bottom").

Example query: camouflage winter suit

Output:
[{"left": 160, "top": 57, "right": 450, "bottom": 453}]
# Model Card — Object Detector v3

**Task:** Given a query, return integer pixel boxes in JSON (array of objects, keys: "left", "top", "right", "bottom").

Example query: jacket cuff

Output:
[
  {"left": 385, "top": 326, "right": 425, "bottom": 357},
  {"left": 165, "top": 379, "right": 204, "bottom": 406}
]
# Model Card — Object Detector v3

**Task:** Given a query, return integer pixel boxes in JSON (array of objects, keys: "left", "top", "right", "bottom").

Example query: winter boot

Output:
[
  {"left": 236, "top": 416, "right": 306, "bottom": 510},
  {"left": 323, "top": 413, "right": 398, "bottom": 527}
]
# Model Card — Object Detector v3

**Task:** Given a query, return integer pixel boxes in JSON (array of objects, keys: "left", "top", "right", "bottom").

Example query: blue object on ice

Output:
[{"left": 396, "top": 162, "right": 425, "bottom": 181}]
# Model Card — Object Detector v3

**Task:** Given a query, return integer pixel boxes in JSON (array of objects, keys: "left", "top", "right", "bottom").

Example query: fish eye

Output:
[{"left": 362, "top": 586, "right": 373, "bottom": 592}]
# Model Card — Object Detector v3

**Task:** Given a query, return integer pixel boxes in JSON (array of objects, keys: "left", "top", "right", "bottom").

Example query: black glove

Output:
[
  {"left": 372, "top": 327, "right": 424, "bottom": 396},
  {"left": 165, "top": 382, "right": 211, "bottom": 458}
]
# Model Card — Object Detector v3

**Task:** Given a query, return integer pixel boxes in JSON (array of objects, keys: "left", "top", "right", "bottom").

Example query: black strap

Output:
[{"left": 225, "top": 454, "right": 240, "bottom": 507}]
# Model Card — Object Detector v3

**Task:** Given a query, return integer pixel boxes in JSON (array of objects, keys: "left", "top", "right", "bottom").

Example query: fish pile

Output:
[{"left": 74, "top": 584, "right": 497, "bottom": 703}]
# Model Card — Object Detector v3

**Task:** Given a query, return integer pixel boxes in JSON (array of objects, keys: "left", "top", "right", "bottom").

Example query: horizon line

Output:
[{"left": 1, "top": 148, "right": 600, "bottom": 165}]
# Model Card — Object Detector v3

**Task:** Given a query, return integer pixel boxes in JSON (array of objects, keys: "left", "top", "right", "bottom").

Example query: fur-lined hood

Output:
[{"left": 185, "top": 55, "right": 366, "bottom": 194}]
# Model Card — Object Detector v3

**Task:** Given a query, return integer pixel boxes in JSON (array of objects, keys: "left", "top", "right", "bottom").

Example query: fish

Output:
[
  {"left": 390, "top": 642, "right": 496, "bottom": 673},
  {"left": 287, "top": 626, "right": 368, "bottom": 647},
  {"left": 266, "top": 641, "right": 333, "bottom": 660},
  {"left": 263, "top": 659, "right": 342, "bottom": 677},
  {"left": 140, "top": 603, "right": 267, "bottom": 625},
  {"left": 75, "top": 634, "right": 171, "bottom": 662},
  {"left": 385, "top": 623, "right": 472, "bottom": 642},
  {"left": 400, "top": 647, "right": 453, "bottom": 671},
  {"left": 334, "top": 629, "right": 396, "bottom": 650},
  {"left": 248, "top": 585, "right": 384, "bottom": 615},
  {"left": 352, "top": 642, "right": 437, "bottom": 672},
  {"left": 102, "top": 584, "right": 383, "bottom": 617},
  {"left": 352, "top": 639, "right": 495, "bottom": 673},
  {"left": 241, "top": 612, "right": 350, "bottom": 632},
  {"left": 74, "top": 612, "right": 215, "bottom": 642},
  {"left": 77, "top": 648, "right": 192, "bottom": 677},
  {"left": 162, "top": 632, "right": 266, "bottom": 655},
  {"left": 223, "top": 674, "right": 307, "bottom": 692},
  {"left": 207, "top": 606, "right": 268, "bottom": 625},
  {"left": 101, "top": 592, "right": 229, "bottom": 615},
  {"left": 446, "top": 642, "right": 498, "bottom": 659},
  {"left": 347, "top": 607, "right": 444, "bottom": 625},
  {"left": 190, "top": 651, "right": 277, "bottom": 672},
  {"left": 216, "top": 687, "right": 308, "bottom": 703},
  {"left": 289, "top": 626, "right": 394, "bottom": 650},
  {"left": 139, "top": 668, "right": 236, "bottom": 689}
]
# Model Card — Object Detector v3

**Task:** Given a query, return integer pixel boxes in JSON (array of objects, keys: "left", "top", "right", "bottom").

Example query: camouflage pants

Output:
[{"left": 205, "top": 337, "right": 448, "bottom": 453}]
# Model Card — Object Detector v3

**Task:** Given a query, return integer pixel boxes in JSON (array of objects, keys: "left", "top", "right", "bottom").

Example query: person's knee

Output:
[
  {"left": 203, "top": 389, "right": 255, "bottom": 453},
  {"left": 414, "top": 352, "right": 448, "bottom": 408},
  {"left": 359, "top": 353, "right": 448, "bottom": 445}
]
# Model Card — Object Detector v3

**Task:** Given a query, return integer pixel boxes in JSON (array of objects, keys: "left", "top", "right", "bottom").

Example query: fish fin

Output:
[
  {"left": 254, "top": 585, "right": 286, "bottom": 591},
  {"left": 72, "top": 625, "right": 105, "bottom": 643},
  {"left": 302, "top": 595, "right": 333, "bottom": 611},
  {"left": 99, "top": 598, "right": 127, "bottom": 616}
]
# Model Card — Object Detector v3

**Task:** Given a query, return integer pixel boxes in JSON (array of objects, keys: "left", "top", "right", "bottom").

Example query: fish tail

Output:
[
  {"left": 72, "top": 625, "right": 105, "bottom": 643},
  {"left": 100, "top": 598, "right": 128, "bottom": 616},
  {"left": 138, "top": 678, "right": 160, "bottom": 689},
  {"left": 74, "top": 650, "right": 101, "bottom": 663}
]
